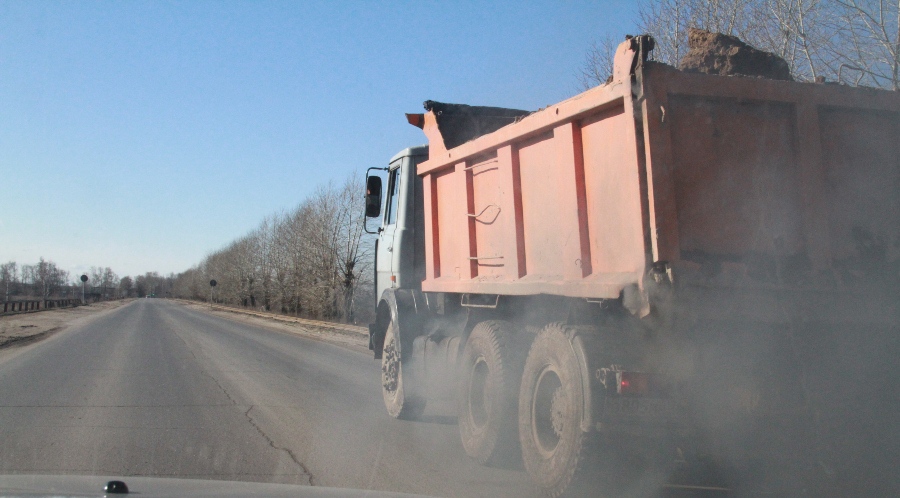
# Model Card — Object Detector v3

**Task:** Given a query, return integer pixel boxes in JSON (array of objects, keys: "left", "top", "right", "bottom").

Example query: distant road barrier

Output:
[{"left": 2, "top": 299, "right": 82, "bottom": 315}]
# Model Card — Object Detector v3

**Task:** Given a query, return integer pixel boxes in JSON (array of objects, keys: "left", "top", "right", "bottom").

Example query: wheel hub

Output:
[
  {"left": 468, "top": 357, "right": 490, "bottom": 429},
  {"left": 550, "top": 386, "right": 567, "bottom": 437},
  {"left": 382, "top": 340, "right": 399, "bottom": 393},
  {"left": 532, "top": 367, "right": 566, "bottom": 456}
]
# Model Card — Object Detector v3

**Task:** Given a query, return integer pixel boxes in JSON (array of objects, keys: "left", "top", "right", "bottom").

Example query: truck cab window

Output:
[{"left": 385, "top": 167, "right": 401, "bottom": 225}]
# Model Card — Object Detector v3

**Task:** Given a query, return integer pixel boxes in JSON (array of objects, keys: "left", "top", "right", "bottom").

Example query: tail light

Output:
[
  {"left": 599, "top": 368, "right": 672, "bottom": 396},
  {"left": 617, "top": 371, "right": 651, "bottom": 395}
]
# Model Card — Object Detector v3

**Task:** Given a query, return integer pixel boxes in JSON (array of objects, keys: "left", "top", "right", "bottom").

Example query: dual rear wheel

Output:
[
  {"left": 518, "top": 323, "right": 592, "bottom": 497},
  {"left": 458, "top": 321, "right": 593, "bottom": 496},
  {"left": 386, "top": 315, "right": 622, "bottom": 496},
  {"left": 457, "top": 321, "right": 524, "bottom": 465}
]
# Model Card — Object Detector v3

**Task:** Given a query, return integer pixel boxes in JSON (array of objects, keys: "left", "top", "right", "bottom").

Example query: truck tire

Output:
[
  {"left": 381, "top": 318, "right": 424, "bottom": 420},
  {"left": 518, "top": 323, "right": 591, "bottom": 497},
  {"left": 458, "top": 320, "right": 524, "bottom": 465}
]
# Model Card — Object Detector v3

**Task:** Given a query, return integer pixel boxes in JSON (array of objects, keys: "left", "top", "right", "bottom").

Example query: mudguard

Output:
[
  {"left": 569, "top": 333, "right": 594, "bottom": 433},
  {"left": 575, "top": 325, "right": 691, "bottom": 439},
  {"left": 369, "top": 288, "right": 422, "bottom": 360}
]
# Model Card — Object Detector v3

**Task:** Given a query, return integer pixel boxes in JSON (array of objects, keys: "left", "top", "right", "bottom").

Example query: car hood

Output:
[{"left": 0, "top": 475, "right": 429, "bottom": 497}]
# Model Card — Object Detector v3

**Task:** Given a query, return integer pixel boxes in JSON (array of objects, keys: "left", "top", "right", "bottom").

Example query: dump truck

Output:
[{"left": 364, "top": 35, "right": 899, "bottom": 496}]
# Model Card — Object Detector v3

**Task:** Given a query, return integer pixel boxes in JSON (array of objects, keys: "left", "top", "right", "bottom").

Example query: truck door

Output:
[{"left": 375, "top": 163, "right": 401, "bottom": 302}]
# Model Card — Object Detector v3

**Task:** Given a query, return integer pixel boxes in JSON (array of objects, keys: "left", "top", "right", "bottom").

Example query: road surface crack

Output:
[
  {"left": 172, "top": 328, "right": 240, "bottom": 406},
  {"left": 245, "top": 405, "right": 314, "bottom": 485},
  {"left": 171, "top": 320, "right": 313, "bottom": 485}
]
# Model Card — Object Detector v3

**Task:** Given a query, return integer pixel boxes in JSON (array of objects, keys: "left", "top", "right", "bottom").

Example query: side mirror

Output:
[{"left": 365, "top": 175, "right": 382, "bottom": 218}]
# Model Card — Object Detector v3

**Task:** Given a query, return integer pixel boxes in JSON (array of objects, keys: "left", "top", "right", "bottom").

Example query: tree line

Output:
[
  {"left": 579, "top": 0, "right": 900, "bottom": 91},
  {"left": 1, "top": 258, "right": 175, "bottom": 302},
  {"left": 170, "top": 174, "right": 373, "bottom": 324},
  {"left": 5, "top": 174, "right": 371, "bottom": 322}
]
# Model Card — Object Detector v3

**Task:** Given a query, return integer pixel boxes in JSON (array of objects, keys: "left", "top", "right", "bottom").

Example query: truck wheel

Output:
[
  {"left": 458, "top": 320, "right": 524, "bottom": 465},
  {"left": 519, "top": 323, "right": 590, "bottom": 497},
  {"left": 381, "top": 318, "right": 424, "bottom": 420}
]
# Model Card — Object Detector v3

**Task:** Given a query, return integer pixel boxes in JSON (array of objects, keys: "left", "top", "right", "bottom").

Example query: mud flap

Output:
[{"left": 369, "top": 323, "right": 382, "bottom": 359}]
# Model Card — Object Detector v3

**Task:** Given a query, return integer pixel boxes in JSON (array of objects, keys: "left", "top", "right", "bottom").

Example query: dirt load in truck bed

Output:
[
  {"left": 422, "top": 100, "right": 531, "bottom": 150},
  {"left": 679, "top": 28, "right": 793, "bottom": 81}
]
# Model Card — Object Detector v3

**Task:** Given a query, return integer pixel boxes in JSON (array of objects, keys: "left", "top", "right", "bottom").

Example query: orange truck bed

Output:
[{"left": 416, "top": 37, "right": 900, "bottom": 313}]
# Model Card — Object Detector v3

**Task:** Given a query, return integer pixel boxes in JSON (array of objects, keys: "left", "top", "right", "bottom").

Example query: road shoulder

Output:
[
  {"left": 176, "top": 301, "right": 371, "bottom": 355},
  {"left": 0, "top": 299, "right": 136, "bottom": 357}
]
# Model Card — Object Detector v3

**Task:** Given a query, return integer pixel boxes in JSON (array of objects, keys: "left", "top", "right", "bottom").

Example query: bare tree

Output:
[
  {"left": 271, "top": 210, "right": 301, "bottom": 314},
  {"left": 89, "top": 266, "right": 103, "bottom": 295},
  {"left": 25, "top": 258, "right": 68, "bottom": 300},
  {"left": 638, "top": 0, "right": 773, "bottom": 63},
  {"left": 747, "top": 0, "right": 829, "bottom": 80},
  {"left": 173, "top": 172, "right": 375, "bottom": 323},
  {"left": 249, "top": 215, "right": 278, "bottom": 310},
  {"left": 134, "top": 271, "right": 173, "bottom": 298},
  {"left": 580, "top": 0, "right": 761, "bottom": 83},
  {"left": 577, "top": 34, "right": 621, "bottom": 90},
  {"left": 171, "top": 267, "right": 203, "bottom": 300},
  {"left": 579, "top": 0, "right": 898, "bottom": 90},
  {"left": 1, "top": 261, "right": 17, "bottom": 302},
  {"left": 275, "top": 201, "right": 317, "bottom": 316},
  {"left": 118, "top": 276, "right": 134, "bottom": 298},
  {"left": 638, "top": 0, "right": 702, "bottom": 66},
  {"left": 334, "top": 174, "right": 371, "bottom": 323},
  {"left": 829, "top": 0, "right": 900, "bottom": 89},
  {"left": 87, "top": 266, "right": 119, "bottom": 299},
  {"left": 102, "top": 268, "right": 119, "bottom": 295}
]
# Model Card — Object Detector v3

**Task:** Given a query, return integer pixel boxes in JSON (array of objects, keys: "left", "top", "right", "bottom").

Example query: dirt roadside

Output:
[
  {"left": 0, "top": 300, "right": 135, "bottom": 350},
  {"left": 177, "top": 301, "right": 371, "bottom": 354}
]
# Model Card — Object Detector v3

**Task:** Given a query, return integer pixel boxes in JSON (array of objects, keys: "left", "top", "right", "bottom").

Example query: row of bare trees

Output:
[
  {"left": 0, "top": 258, "right": 172, "bottom": 302},
  {"left": 2, "top": 259, "right": 72, "bottom": 301},
  {"left": 130, "top": 272, "right": 175, "bottom": 299},
  {"left": 579, "top": 0, "right": 900, "bottom": 91},
  {"left": 1, "top": 259, "right": 105, "bottom": 301},
  {"left": 171, "top": 174, "right": 373, "bottom": 324},
  {"left": 0, "top": 259, "right": 71, "bottom": 301},
  {"left": 86, "top": 266, "right": 120, "bottom": 299}
]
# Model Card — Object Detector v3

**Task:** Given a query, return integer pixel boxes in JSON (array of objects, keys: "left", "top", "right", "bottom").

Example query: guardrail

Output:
[{"left": 2, "top": 299, "right": 82, "bottom": 315}]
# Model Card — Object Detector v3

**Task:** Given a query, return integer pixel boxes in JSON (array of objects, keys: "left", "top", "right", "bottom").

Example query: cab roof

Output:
[{"left": 390, "top": 145, "right": 428, "bottom": 165}]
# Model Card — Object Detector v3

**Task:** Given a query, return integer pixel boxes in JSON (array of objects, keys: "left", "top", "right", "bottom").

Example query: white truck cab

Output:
[{"left": 371, "top": 146, "right": 427, "bottom": 304}]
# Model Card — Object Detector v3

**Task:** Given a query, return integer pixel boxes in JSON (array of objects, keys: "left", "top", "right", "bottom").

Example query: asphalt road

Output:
[{"left": 0, "top": 299, "right": 540, "bottom": 497}]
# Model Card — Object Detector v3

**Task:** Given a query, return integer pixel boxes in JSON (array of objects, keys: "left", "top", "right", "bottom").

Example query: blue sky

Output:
[{"left": 0, "top": 1, "right": 637, "bottom": 279}]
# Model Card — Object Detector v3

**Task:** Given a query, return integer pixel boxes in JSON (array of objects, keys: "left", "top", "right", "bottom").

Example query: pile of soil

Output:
[
  {"left": 423, "top": 100, "right": 531, "bottom": 150},
  {"left": 679, "top": 28, "right": 792, "bottom": 81}
]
